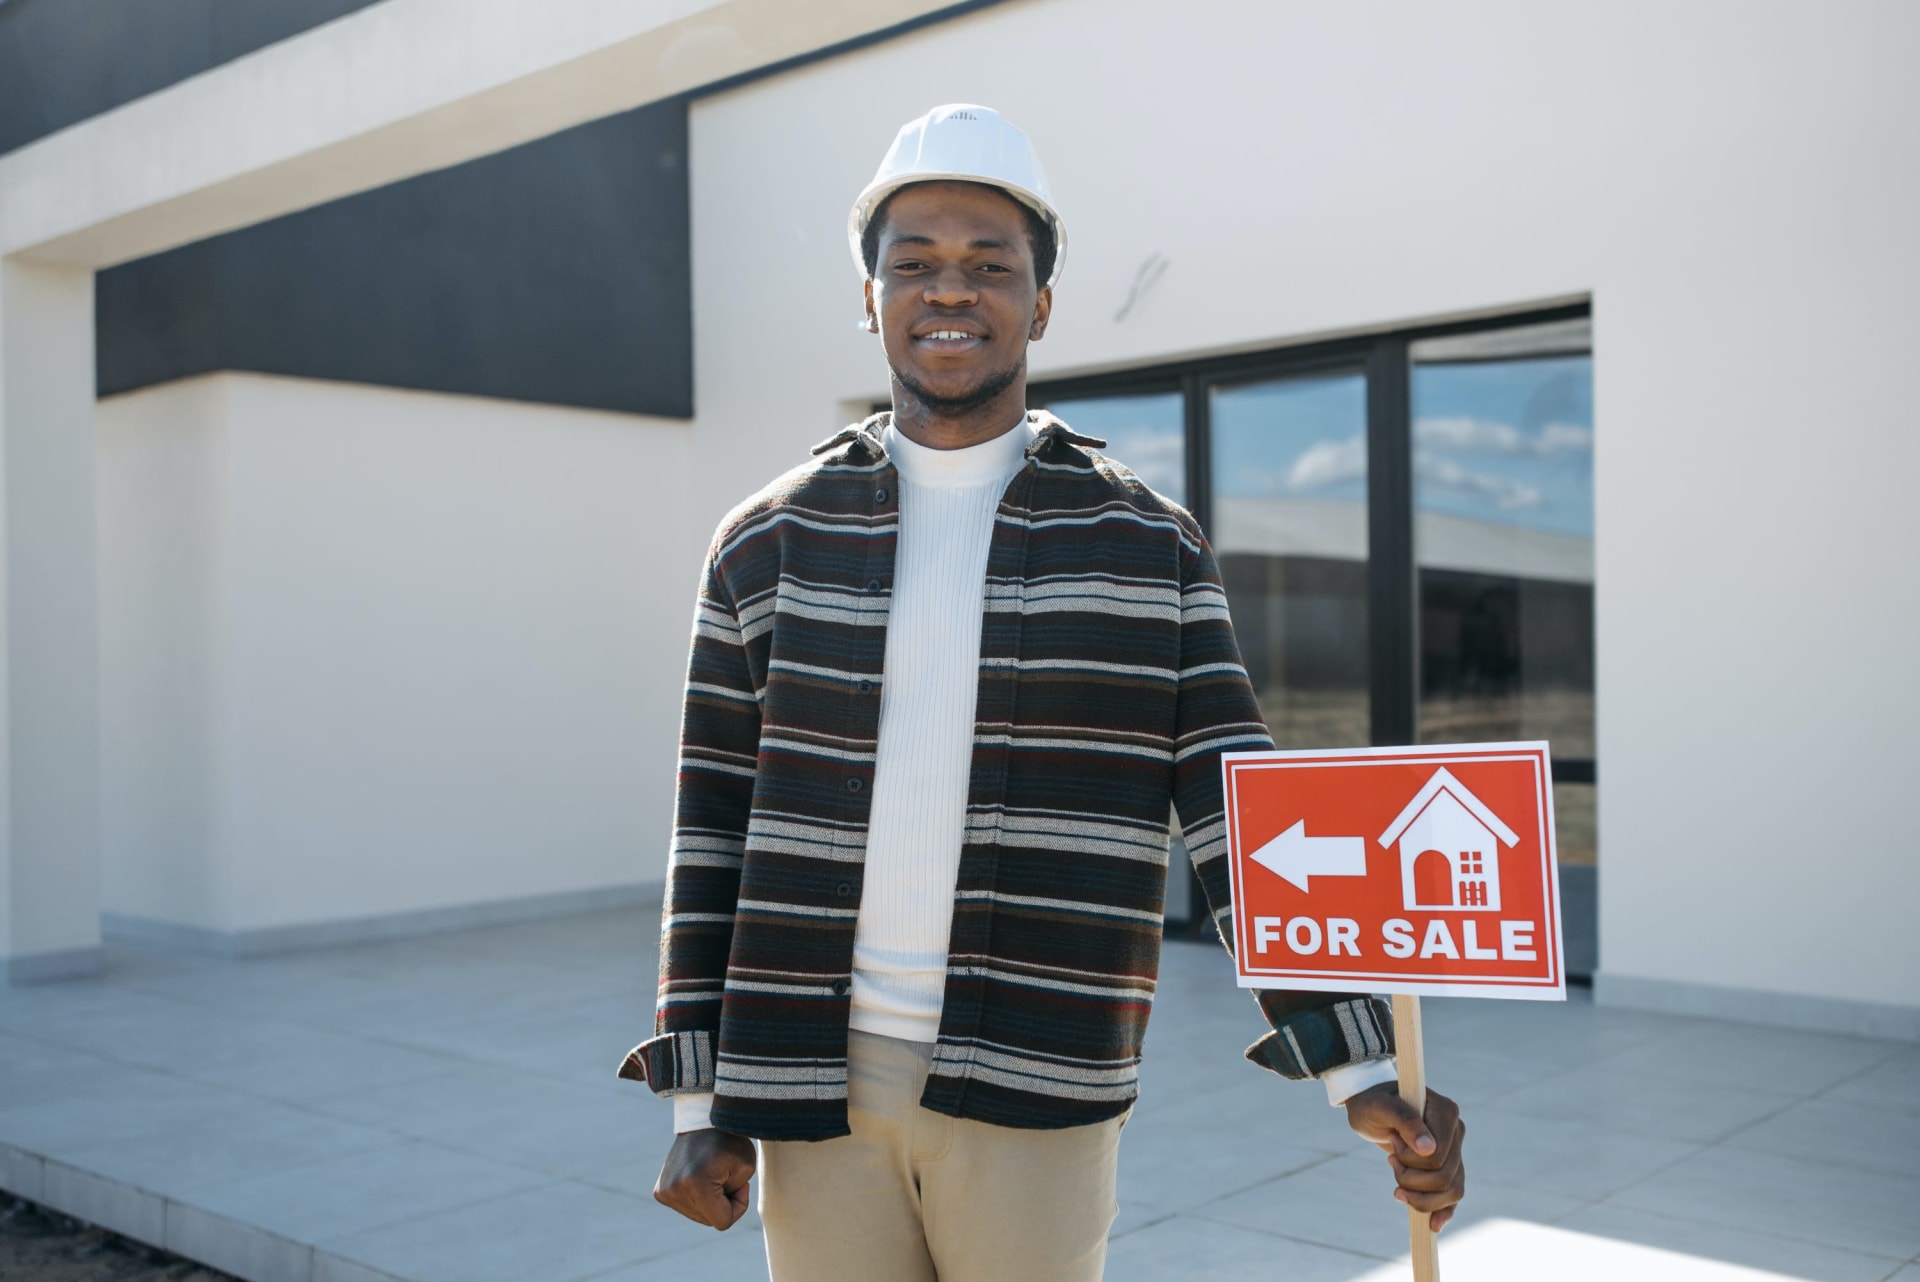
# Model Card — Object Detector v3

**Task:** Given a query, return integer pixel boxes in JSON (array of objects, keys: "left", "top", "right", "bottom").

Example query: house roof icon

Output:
[{"left": 1378, "top": 767, "right": 1520, "bottom": 851}]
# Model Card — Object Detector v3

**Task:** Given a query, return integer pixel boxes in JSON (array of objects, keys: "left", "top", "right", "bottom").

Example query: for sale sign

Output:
[{"left": 1222, "top": 742, "right": 1566, "bottom": 1000}]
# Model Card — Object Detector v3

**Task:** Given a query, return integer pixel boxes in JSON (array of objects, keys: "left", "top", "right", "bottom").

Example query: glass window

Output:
[
  {"left": 1411, "top": 320, "right": 1595, "bottom": 865},
  {"left": 1210, "top": 373, "right": 1371, "bottom": 750},
  {"left": 1043, "top": 391, "right": 1185, "bottom": 503}
]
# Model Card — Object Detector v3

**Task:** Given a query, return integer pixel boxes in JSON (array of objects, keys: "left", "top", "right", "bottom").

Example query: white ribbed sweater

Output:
[{"left": 847, "top": 418, "right": 1036, "bottom": 1042}]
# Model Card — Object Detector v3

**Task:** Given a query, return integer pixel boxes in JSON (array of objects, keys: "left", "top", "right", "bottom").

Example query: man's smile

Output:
[{"left": 911, "top": 323, "right": 988, "bottom": 353}]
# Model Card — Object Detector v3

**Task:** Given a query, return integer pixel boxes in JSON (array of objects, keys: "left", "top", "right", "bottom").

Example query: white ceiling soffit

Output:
[{"left": 0, "top": 0, "right": 961, "bottom": 269}]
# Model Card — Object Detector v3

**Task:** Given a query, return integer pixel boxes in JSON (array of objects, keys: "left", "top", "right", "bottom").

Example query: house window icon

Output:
[{"left": 1379, "top": 768, "right": 1519, "bottom": 913}]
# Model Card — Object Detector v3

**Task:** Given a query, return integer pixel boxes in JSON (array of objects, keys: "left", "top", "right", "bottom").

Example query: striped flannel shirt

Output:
[{"left": 619, "top": 412, "right": 1393, "bottom": 1141}]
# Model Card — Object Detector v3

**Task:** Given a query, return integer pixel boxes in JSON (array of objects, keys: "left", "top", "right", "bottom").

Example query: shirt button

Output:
[
  {"left": 846, "top": 777, "right": 864, "bottom": 793},
  {"left": 835, "top": 882, "right": 852, "bottom": 897},
  {"left": 866, "top": 578, "right": 883, "bottom": 593},
  {"left": 858, "top": 679, "right": 873, "bottom": 693},
  {"left": 831, "top": 979, "right": 849, "bottom": 996},
  {"left": 875, "top": 488, "right": 889, "bottom": 503}
]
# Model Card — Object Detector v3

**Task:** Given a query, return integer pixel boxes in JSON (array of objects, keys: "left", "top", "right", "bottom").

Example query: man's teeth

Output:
[{"left": 925, "top": 331, "right": 977, "bottom": 340}]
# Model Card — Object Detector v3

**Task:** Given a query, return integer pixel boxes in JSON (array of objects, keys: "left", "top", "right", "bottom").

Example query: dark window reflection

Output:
[
  {"left": 1411, "top": 320, "right": 1596, "bottom": 865},
  {"left": 1211, "top": 372, "right": 1371, "bottom": 749}
]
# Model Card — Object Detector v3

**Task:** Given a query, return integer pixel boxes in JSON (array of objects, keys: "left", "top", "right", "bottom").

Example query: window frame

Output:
[{"left": 1029, "top": 300, "right": 1595, "bottom": 931}]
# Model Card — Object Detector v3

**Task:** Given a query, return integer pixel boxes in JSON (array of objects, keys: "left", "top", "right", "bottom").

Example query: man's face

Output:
[{"left": 864, "top": 181, "right": 1052, "bottom": 414}]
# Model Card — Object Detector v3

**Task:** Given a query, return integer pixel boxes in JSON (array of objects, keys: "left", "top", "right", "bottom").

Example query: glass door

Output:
[
  {"left": 1409, "top": 320, "right": 1595, "bottom": 863},
  {"left": 1209, "top": 372, "right": 1372, "bottom": 749}
]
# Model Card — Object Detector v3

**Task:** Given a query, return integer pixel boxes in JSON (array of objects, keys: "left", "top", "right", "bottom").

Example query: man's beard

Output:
[{"left": 892, "top": 356, "right": 1024, "bottom": 416}]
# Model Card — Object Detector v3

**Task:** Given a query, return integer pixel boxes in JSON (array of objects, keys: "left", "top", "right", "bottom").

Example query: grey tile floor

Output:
[{"left": 1, "top": 904, "right": 1915, "bottom": 1282}]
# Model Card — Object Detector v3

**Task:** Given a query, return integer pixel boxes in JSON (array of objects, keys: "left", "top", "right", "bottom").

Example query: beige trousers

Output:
[{"left": 758, "top": 1031, "right": 1124, "bottom": 1282}]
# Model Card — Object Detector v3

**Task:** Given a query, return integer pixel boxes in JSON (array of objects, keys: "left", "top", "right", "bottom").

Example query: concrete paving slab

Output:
[
  {"left": 184, "top": 1141, "right": 553, "bottom": 1245},
  {"left": 320, "top": 1179, "right": 714, "bottom": 1282},
  {"left": 1607, "top": 1144, "right": 1920, "bottom": 1260},
  {"left": 302, "top": 1066, "right": 656, "bottom": 1178},
  {"left": 1339, "top": 1218, "right": 1864, "bottom": 1281},
  {"left": 1103, "top": 1212, "right": 1387, "bottom": 1281},
  {"left": 1720, "top": 1097, "right": 1920, "bottom": 1180},
  {"left": 1440, "top": 1103, "right": 1704, "bottom": 1201},
  {"left": 0, "top": 1071, "right": 247, "bottom": 1156},
  {"left": 1195, "top": 1148, "right": 1583, "bottom": 1261},
  {"left": 575, "top": 1228, "right": 769, "bottom": 1282},
  {"left": 1593, "top": 1022, "right": 1905, "bottom": 1097},
  {"left": 1816, "top": 1048, "right": 1920, "bottom": 1114},
  {"left": 1492, "top": 1061, "right": 1802, "bottom": 1144},
  {"left": 1115, "top": 1123, "right": 1334, "bottom": 1215},
  {"left": 1556, "top": 1202, "right": 1907, "bottom": 1282},
  {"left": 57, "top": 1097, "right": 397, "bottom": 1197}
]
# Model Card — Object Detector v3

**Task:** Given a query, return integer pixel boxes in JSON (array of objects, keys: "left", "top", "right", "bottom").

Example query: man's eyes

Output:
[{"left": 888, "top": 260, "right": 1015, "bottom": 274}]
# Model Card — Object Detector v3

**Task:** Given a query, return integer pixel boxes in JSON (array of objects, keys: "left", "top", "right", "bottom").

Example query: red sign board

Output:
[{"left": 1223, "top": 742, "right": 1565, "bottom": 1000}]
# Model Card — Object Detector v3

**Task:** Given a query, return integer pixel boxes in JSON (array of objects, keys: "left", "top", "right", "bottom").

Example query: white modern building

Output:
[{"left": 1, "top": 0, "right": 1914, "bottom": 1043}]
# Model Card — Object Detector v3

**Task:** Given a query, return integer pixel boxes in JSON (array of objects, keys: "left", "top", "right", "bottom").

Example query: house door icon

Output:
[{"left": 1379, "top": 768, "right": 1519, "bottom": 913}]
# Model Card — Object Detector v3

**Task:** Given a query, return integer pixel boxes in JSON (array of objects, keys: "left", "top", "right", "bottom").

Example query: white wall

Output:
[
  {"left": 1, "top": 260, "right": 101, "bottom": 977},
  {"left": 683, "top": 0, "right": 1920, "bottom": 1010},
  {"left": 99, "top": 374, "right": 699, "bottom": 936}
]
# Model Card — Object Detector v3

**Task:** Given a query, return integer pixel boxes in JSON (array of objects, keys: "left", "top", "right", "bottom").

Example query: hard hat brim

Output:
[{"left": 847, "top": 174, "right": 1067, "bottom": 287}]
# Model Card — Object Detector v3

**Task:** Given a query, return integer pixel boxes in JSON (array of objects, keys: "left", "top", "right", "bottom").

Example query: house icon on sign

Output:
[{"left": 1378, "top": 767, "right": 1519, "bottom": 913}]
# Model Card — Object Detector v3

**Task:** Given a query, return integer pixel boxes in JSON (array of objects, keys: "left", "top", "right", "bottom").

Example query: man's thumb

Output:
[{"left": 1395, "top": 1100, "right": 1437, "bottom": 1156}]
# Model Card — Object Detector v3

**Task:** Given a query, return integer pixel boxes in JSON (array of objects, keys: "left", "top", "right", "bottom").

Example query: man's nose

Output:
[{"left": 922, "top": 264, "right": 978, "bottom": 307}]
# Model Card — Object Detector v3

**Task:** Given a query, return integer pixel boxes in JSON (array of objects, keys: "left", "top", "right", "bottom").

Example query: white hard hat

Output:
[{"left": 848, "top": 103, "right": 1067, "bottom": 286}]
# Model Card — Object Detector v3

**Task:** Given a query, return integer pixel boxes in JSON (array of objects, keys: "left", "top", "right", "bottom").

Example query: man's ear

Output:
[
  {"left": 1028, "top": 284, "right": 1054, "bottom": 342},
  {"left": 863, "top": 278, "right": 880, "bottom": 334}
]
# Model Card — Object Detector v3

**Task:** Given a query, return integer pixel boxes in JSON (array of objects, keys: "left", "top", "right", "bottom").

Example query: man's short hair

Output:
[{"left": 860, "top": 183, "right": 1058, "bottom": 288}]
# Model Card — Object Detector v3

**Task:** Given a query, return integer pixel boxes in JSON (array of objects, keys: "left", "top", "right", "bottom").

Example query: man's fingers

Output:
[
  {"left": 725, "top": 1177, "right": 752, "bottom": 1226},
  {"left": 1347, "top": 1084, "right": 1437, "bottom": 1157},
  {"left": 1387, "top": 1151, "right": 1460, "bottom": 1194},
  {"left": 1395, "top": 1183, "right": 1461, "bottom": 1214}
]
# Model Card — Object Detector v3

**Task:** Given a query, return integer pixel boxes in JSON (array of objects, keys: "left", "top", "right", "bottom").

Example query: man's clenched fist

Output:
[
  {"left": 654, "top": 1128, "right": 757, "bottom": 1230},
  {"left": 1344, "top": 1082, "right": 1467, "bottom": 1233}
]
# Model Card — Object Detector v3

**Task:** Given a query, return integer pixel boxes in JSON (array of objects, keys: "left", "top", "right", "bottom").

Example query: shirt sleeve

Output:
[
  {"left": 1169, "top": 521, "right": 1396, "bottom": 1081},
  {"left": 617, "top": 543, "right": 760, "bottom": 1098},
  {"left": 1321, "top": 1055, "right": 1401, "bottom": 1106},
  {"left": 673, "top": 1091, "right": 718, "bottom": 1133}
]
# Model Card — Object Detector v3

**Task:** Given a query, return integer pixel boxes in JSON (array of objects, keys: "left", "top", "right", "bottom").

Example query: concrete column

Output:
[{"left": 0, "top": 256, "right": 102, "bottom": 983}]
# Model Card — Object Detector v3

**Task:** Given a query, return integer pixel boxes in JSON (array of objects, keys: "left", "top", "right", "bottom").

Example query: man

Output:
[{"left": 624, "top": 104, "right": 1465, "bottom": 1280}]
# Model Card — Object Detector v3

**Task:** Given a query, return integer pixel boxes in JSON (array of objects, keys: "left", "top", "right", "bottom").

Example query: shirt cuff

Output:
[
  {"left": 1322, "top": 1055, "right": 1401, "bottom": 1106},
  {"left": 672, "top": 1091, "right": 716, "bottom": 1134}
]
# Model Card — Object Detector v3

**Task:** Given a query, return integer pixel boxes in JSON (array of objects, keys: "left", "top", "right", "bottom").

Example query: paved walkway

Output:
[{"left": 1, "top": 905, "right": 1915, "bottom": 1282}]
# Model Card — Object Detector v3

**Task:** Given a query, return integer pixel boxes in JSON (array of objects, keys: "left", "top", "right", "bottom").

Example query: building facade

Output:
[{"left": 1, "top": 0, "right": 1914, "bottom": 1039}]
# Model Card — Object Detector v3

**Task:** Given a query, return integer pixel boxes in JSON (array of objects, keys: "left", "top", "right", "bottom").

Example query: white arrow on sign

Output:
[{"left": 1249, "top": 819, "right": 1369, "bottom": 892}]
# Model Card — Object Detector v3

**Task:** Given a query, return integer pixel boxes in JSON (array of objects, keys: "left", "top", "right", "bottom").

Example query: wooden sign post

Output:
[
  {"left": 1220, "top": 742, "right": 1567, "bottom": 1281},
  {"left": 1393, "top": 993, "right": 1439, "bottom": 1282}
]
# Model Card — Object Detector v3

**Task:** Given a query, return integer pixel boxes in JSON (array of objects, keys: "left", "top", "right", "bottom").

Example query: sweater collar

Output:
[
  {"left": 811, "top": 410, "right": 1106, "bottom": 463},
  {"left": 882, "top": 415, "right": 1032, "bottom": 488}
]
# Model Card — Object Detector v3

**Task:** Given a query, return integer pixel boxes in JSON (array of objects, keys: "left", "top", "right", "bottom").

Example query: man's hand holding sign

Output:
[{"left": 1225, "top": 742, "right": 1565, "bottom": 1278}]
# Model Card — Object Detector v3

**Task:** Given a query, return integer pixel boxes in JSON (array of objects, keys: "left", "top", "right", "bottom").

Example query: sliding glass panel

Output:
[
  {"left": 1411, "top": 319, "right": 1596, "bottom": 865},
  {"left": 1210, "top": 373, "right": 1370, "bottom": 749},
  {"left": 1043, "top": 391, "right": 1185, "bottom": 503}
]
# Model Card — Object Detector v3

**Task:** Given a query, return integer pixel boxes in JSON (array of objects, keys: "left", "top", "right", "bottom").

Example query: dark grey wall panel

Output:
[
  {"left": 0, "top": 0, "right": 384, "bottom": 156},
  {"left": 96, "top": 98, "right": 693, "bottom": 418}
]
